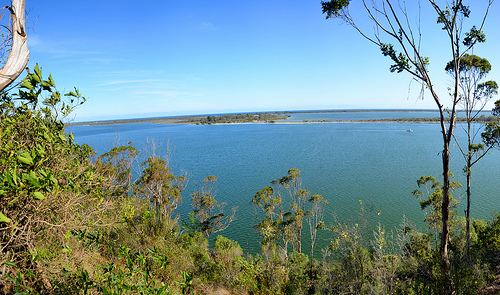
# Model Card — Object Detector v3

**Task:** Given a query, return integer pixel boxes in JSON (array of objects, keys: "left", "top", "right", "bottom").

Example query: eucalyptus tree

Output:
[
  {"left": 132, "top": 156, "right": 187, "bottom": 224},
  {"left": 280, "top": 168, "right": 310, "bottom": 254},
  {"left": 493, "top": 100, "right": 500, "bottom": 117},
  {"left": 97, "top": 144, "right": 139, "bottom": 196},
  {"left": 189, "top": 175, "right": 237, "bottom": 240},
  {"left": 321, "top": 0, "right": 494, "bottom": 280},
  {"left": 252, "top": 177, "right": 292, "bottom": 257},
  {"left": 481, "top": 99, "right": 500, "bottom": 149},
  {"left": 306, "top": 194, "right": 327, "bottom": 262},
  {"left": 445, "top": 54, "right": 498, "bottom": 253},
  {"left": 252, "top": 168, "right": 314, "bottom": 257}
]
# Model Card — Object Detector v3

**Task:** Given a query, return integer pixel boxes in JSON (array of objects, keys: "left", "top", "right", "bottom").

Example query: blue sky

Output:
[{"left": 24, "top": 1, "right": 500, "bottom": 122}]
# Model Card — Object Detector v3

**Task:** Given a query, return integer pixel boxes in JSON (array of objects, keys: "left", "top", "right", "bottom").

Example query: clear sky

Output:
[{"left": 24, "top": 1, "right": 500, "bottom": 122}]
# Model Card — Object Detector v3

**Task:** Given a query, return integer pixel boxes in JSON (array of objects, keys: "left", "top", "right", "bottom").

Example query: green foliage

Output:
[
  {"left": 477, "top": 80, "right": 499, "bottom": 99},
  {"left": 176, "top": 271, "right": 193, "bottom": 294},
  {"left": 188, "top": 175, "right": 237, "bottom": 239},
  {"left": 321, "top": 0, "right": 351, "bottom": 19},
  {"left": 97, "top": 144, "right": 139, "bottom": 196},
  {"left": 307, "top": 194, "right": 327, "bottom": 260},
  {"left": 475, "top": 213, "right": 500, "bottom": 251},
  {"left": 51, "top": 247, "right": 176, "bottom": 294},
  {"left": 463, "top": 26, "right": 486, "bottom": 47},
  {"left": 17, "top": 64, "right": 86, "bottom": 121},
  {"left": 450, "top": 216, "right": 479, "bottom": 254},
  {"left": 284, "top": 253, "right": 309, "bottom": 294},
  {"left": 211, "top": 236, "right": 246, "bottom": 288},
  {"left": 380, "top": 43, "right": 411, "bottom": 73},
  {"left": 0, "top": 65, "right": 103, "bottom": 292},
  {"left": 482, "top": 120, "right": 500, "bottom": 149},
  {"left": 412, "top": 175, "right": 460, "bottom": 243},
  {"left": 493, "top": 99, "right": 500, "bottom": 117},
  {"left": 132, "top": 156, "right": 187, "bottom": 222},
  {"left": 437, "top": 3, "right": 472, "bottom": 31},
  {"left": 252, "top": 168, "right": 319, "bottom": 256},
  {"left": 190, "top": 112, "right": 288, "bottom": 124},
  {"left": 445, "top": 54, "right": 492, "bottom": 78}
]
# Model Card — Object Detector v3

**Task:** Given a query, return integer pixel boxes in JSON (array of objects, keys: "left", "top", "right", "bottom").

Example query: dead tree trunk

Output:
[{"left": 0, "top": 0, "right": 29, "bottom": 91}]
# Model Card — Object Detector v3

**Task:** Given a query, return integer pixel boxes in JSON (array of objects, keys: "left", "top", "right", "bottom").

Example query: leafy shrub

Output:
[{"left": 0, "top": 65, "right": 105, "bottom": 293}]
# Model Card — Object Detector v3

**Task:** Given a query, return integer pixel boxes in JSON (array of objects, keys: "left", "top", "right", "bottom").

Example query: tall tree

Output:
[
  {"left": 482, "top": 106, "right": 500, "bottom": 150},
  {"left": 252, "top": 168, "right": 314, "bottom": 257},
  {"left": 280, "top": 168, "right": 310, "bottom": 254},
  {"left": 252, "top": 177, "right": 293, "bottom": 257},
  {"left": 445, "top": 54, "right": 498, "bottom": 253},
  {"left": 306, "top": 194, "right": 327, "bottom": 262},
  {"left": 189, "top": 175, "right": 237, "bottom": 240},
  {"left": 132, "top": 156, "right": 187, "bottom": 224},
  {"left": 97, "top": 143, "right": 139, "bottom": 196},
  {"left": 321, "top": 1, "right": 494, "bottom": 283}
]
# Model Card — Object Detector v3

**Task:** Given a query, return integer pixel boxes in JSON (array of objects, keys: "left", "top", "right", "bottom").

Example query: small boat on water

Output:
[{"left": 407, "top": 129, "right": 413, "bottom": 132}]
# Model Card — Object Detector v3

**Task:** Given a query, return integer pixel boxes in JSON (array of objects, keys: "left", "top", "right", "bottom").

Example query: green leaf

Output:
[
  {"left": 49, "top": 175, "right": 58, "bottom": 185},
  {"left": 26, "top": 174, "right": 41, "bottom": 187},
  {"left": 34, "top": 64, "right": 42, "bottom": 79},
  {"left": 20, "top": 80, "right": 34, "bottom": 90},
  {"left": 5, "top": 173, "right": 14, "bottom": 186},
  {"left": 39, "top": 168, "right": 47, "bottom": 177},
  {"left": 33, "top": 191, "right": 45, "bottom": 200},
  {"left": 11, "top": 168, "right": 18, "bottom": 186},
  {"left": 48, "top": 73, "right": 55, "bottom": 87},
  {"left": 17, "top": 151, "right": 33, "bottom": 165},
  {"left": 1, "top": 261, "right": 16, "bottom": 267},
  {"left": 43, "top": 132, "right": 51, "bottom": 141},
  {"left": 0, "top": 211, "right": 11, "bottom": 223},
  {"left": 32, "top": 72, "right": 42, "bottom": 84}
]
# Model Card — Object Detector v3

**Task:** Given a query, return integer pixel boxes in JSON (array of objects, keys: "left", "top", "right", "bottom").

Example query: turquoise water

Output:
[{"left": 68, "top": 112, "right": 500, "bottom": 254}]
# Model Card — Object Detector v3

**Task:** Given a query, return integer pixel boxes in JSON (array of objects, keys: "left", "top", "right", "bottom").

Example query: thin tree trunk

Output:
[
  {"left": 438, "top": 49, "right": 460, "bottom": 293},
  {"left": 431, "top": 85, "right": 453, "bottom": 276},
  {"left": 440, "top": 144, "right": 451, "bottom": 271},
  {"left": 466, "top": 167, "right": 471, "bottom": 254},
  {"left": 466, "top": 120, "right": 472, "bottom": 255},
  {"left": 297, "top": 223, "right": 302, "bottom": 254}
]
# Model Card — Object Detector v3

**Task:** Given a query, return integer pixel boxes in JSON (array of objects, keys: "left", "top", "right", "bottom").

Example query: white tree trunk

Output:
[{"left": 0, "top": 0, "right": 29, "bottom": 91}]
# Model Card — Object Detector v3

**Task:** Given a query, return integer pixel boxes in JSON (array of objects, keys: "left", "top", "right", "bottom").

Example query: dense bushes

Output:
[
  {"left": 0, "top": 65, "right": 102, "bottom": 292},
  {"left": 2, "top": 68, "right": 500, "bottom": 294}
]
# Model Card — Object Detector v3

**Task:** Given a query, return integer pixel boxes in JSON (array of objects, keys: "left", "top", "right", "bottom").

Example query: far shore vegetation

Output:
[{"left": 68, "top": 110, "right": 500, "bottom": 126}]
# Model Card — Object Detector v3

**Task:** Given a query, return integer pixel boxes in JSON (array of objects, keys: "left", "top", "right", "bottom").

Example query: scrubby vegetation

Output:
[
  {"left": 3, "top": 68, "right": 500, "bottom": 294},
  {"left": 188, "top": 113, "right": 290, "bottom": 125}
]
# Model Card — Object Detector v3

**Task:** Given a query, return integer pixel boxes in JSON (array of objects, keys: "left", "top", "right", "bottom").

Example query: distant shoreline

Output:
[{"left": 67, "top": 109, "right": 495, "bottom": 126}]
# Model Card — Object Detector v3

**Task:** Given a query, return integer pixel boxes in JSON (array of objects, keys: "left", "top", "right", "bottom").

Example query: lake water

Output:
[{"left": 68, "top": 111, "right": 500, "bottom": 254}]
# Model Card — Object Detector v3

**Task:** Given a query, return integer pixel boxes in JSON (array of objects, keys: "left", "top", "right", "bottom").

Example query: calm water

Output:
[{"left": 68, "top": 112, "right": 500, "bottom": 254}]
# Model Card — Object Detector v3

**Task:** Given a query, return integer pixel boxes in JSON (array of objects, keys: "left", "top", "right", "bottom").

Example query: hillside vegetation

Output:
[{"left": 3, "top": 69, "right": 500, "bottom": 294}]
